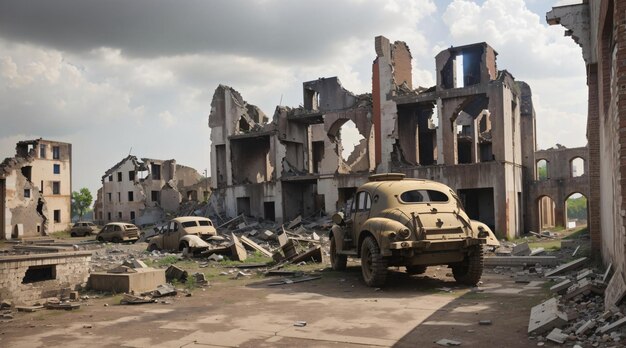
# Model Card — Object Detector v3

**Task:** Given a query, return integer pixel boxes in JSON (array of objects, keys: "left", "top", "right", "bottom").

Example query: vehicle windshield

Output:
[
  {"left": 181, "top": 221, "right": 198, "bottom": 228},
  {"left": 400, "top": 190, "right": 448, "bottom": 203}
]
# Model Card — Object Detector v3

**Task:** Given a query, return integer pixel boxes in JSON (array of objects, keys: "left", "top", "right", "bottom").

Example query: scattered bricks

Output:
[
  {"left": 512, "top": 242, "right": 531, "bottom": 256},
  {"left": 544, "top": 257, "right": 588, "bottom": 277},
  {"left": 546, "top": 328, "right": 568, "bottom": 344},
  {"left": 564, "top": 309, "right": 579, "bottom": 322},
  {"left": 598, "top": 317, "right": 626, "bottom": 334},
  {"left": 551, "top": 279, "right": 574, "bottom": 294},
  {"left": 563, "top": 279, "right": 593, "bottom": 300},
  {"left": 575, "top": 319, "right": 596, "bottom": 335},
  {"left": 528, "top": 298, "right": 568, "bottom": 335},
  {"left": 484, "top": 256, "right": 558, "bottom": 267}
]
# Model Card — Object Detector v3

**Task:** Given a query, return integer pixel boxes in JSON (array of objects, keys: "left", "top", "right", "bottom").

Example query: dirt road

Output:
[{"left": 0, "top": 263, "right": 545, "bottom": 347}]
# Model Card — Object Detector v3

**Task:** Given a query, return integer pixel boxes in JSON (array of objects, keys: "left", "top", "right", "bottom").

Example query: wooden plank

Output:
[{"left": 240, "top": 236, "right": 273, "bottom": 257}]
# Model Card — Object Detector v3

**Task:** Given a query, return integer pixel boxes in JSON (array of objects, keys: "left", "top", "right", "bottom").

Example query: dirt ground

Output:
[{"left": 0, "top": 259, "right": 549, "bottom": 348}]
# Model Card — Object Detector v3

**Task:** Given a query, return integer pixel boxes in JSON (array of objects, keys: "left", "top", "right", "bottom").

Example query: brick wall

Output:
[
  {"left": 0, "top": 251, "right": 92, "bottom": 304},
  {"left": 587, "top": 64, "right": 601, "bottom": 253}
]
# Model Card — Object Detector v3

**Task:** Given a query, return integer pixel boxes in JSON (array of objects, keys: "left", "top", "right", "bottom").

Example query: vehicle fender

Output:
[
  {"left": 149, "top": 235, "right": 164, "bottom": 250},
  {"left": 470, "top": 220, "right": 500, "bottom": 247},
  {"left": 359, "top": 218, "right": 407, "bottom": 256},
  {"left": 330, "top": 225, "right": 345, "bottom": 251},
  {"left": 180, "top": 235, "right": 210, "bottom": 249}
]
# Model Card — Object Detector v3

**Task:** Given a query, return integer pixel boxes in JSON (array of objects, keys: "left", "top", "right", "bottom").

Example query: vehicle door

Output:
[
  {"left": 100, "top": 225, "right": 112, "bottom": 239},
  {"left": 113, "top": 225, "right": 123, "bottom": 239},
  {"left": 164, "top": 221, "right": 179, "bottom": 250},
  {"left": 352, "top": 191, "right": 372, "bottom": 238}
]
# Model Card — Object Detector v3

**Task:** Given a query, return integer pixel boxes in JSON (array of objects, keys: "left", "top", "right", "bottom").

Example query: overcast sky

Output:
[{"left": 0, "top": 0, "right": 586, "bottom": 198}]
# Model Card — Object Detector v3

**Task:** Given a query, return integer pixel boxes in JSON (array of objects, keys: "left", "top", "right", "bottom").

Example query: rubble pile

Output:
[{"left": 528, "top": 258, "right": 626, "bottom": 347}]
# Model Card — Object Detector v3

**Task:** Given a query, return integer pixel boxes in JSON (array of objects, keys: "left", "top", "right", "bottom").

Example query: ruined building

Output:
[
  {"left": 0, "top": 139, "right": 72, "bottom": 239},
  {"left": 209, "top": 37, "right": 542, "bottom": 239},
  {"left": 94, "top": 156, "right": 208, "bottom": 226},
  {"left": 547, "top": 0, "right": 626, "bottom": 307}
]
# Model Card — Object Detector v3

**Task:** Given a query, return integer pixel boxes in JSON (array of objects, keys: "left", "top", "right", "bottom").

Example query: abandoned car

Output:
[
  {"left": 147, "top": 216, "right": 217, "bottom": 253},
  {"left": 70, "top": 221, "right": 99, "bottom": 237},
  {"left": 96, "top": 222, "right": 140, "bottom": 243},
  {"left": 329, "top": 173, "right": 499, "bottom": 287}
]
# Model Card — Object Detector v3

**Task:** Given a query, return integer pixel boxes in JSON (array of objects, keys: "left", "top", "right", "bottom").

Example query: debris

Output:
[
  {"left": 530, "top": 248, "right": 545, "bottom": 256},
  {"left": 544, "top": 257, "right": 588, "bottom": 277},
  {"left": 259, "top": 230, "right": 276, "bottom": 241},
  {"left": 575, "top": 319, "right": 596, "bottom": 335},
  {"left": 83, "top": 324, "right": 93, "bottom": 329},
  {"left": 528, "top": 298, "right": 567, "bottom": 335},
  {"left": 598, "top": 317, "right": 626, "bottom": 334},
  {"left": 120, "top": 293, "right": 156, "bottom": 305},
  {"left": 546, "top": 328, "right": 568, "bottom": 344},
  {"left": 207, "top": 254, "right": 224, "bottom": 262},
  {"left": 435, "top": 339, "right": 462, "bottom": 346},
  {"left": 165, "top": 265, "right": 188, "bottom": 282},
  {"left": 240, "top": 235, "right": 273, "bottom": 257},
  {"left": 290, "top": 246, "right": 323, "bottom": 264},
  {"left": 107, "top": 265, "right": 137, "bottom": 273},
  {"left": 0, "top": 300, "right": 12, "bottom": 309},
  {"left": 286, "top": 215, "right": 302, "bottom": 229},
  {"left": 550, "top": 279, "right": 574, "bottom": 294},
  {"left": 69, "top": 291, "right": 79, "bottom": 300},
  {"left": 265, "top": 270, "right": 301, "bottom": 277},
  {"left": 571, "top": 245, "right": 580, "bottom": 257},
  {"left": 230, "top": 233, "right": 248, "bottom": 261},
  {"left": 479, "top": 320, "right": 492, "bottom": 325},
  {"left": 562, "top": 279, "right": 592, "bottom": 300},
  {"left": 235, "top": 263, "right": 269, "bottom": 269},
  {"left": 192, "top": 272, "right": 209, "bottom": 286},
  {"left": 312, "top": 232, "right": 320, "bottom": 241},
  {"left": 484, "top": 256, "right": 558, "bottom": 267},
  {"left": 149, "top": 283, "right": 177, "bottom": 298},
  {"left": 278, "top": 231, "right": 297, "bottom": 259},
  {"left": 15, "top": 305, "right": 44, "bottom": 312},
  {"left": 45, "top": 301, "right": 80, "bottom": 310},
  {"left": 293, "top": 321, "right": 307, "bottom": 327},
  {"left": 602, "top": 263, "right": 612, "bottom": 283},
  {"left": 512, "top": 242, "right": 531, "bottom": 256},
  {"left": 233, "top": 271, "right": 251, "bottom": 279}
]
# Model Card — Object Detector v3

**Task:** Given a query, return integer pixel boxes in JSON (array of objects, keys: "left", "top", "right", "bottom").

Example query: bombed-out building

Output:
[
  {"left": 0, "top": 139, "right": 72, "bottom": 239},
  {"left": 94, "top": 156, "right": 208, "bottom": 226},
  {"left": 209, "top": 36, "right": 541, "bottom": 239}
]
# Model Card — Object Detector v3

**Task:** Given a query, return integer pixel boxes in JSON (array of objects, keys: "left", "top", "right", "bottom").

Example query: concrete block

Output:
[
  {"left": 484, "top": 256, "right": 558, "bottom": 267},
  {"left": 530, "top": 247, "right": 545, "bottom": 256},
  {"left": 598, "top": 317, "right": 626, "bottom": 335},
  {"left": 544, "top": 257, "right": 588, "bottom": 277},
  {"left": 230, "top": 233, "right": 247, "bottom": 261},
  {"left": 563, "top": 278, "right": 592, "bottom": 300},
  {"left": 89, "top": 268, "right": 166, "bottom": 293},
  {"left": 165, "top": 265, "right": 187, "bottom": 281},
  {"left": 575, "top": 319, "right": 596, "bottom": 335},
  {"left": 260, "top": 230, "right": 275, "bottom": 241},
  {"left": 577, "top": 269, "right": 593, "bottom": 281},
  {"left": 512, "top": 243, "right": 531, "bottom": 256},
  {"left": 546, "top": 328, "right": 568, "bottom": 344},
  {"left": 528, "top": 298, "right": 567, "bottom": 335},
  {"left": 550, "top": 279, "right": 574, "bottom": 294},
  {"left": 605, "top": 271, "right": 626, "bottom": 308}
]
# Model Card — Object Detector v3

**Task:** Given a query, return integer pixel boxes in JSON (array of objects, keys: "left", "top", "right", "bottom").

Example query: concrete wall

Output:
[{"left": 0, "top": 251, "right": 91, "bottom": 304}]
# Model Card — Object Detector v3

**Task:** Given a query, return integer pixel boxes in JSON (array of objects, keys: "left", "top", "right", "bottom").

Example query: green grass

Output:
[
  {"left": 218, "top": 251, "right": 273, "bottom": 267},
  {"left": 528, "top": 240, "right": 561, "bottom": 251},
  {"left": 563, "top": 226, "right": 588, "bottom": 240}
]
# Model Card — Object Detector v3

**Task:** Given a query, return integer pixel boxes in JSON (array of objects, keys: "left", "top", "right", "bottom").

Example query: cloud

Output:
[{"left": 0, "top": 0, "right": 436, "bottom": 63}]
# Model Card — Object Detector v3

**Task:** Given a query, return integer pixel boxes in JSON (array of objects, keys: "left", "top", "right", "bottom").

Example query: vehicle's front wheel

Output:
[
  {"left": 96, "top": 236, "right": 104, "bottom": 242},
  {"left": 70, "top": 232, "right": 77, "bottom": 237},
  {"left": 405, "top": 265, "right": 427, "bottom": 275},
  {"left": 451, "top": 246, "right": 484, "bottom": 286},
  {"left": 179, "top": 241, "right": 189, "bottom": 253},
  {"left": 330, "top": 234, "right": 347, "bottom": 271},
  {"left": 360, "top": 236, "right": 388, "bottom": 287}
]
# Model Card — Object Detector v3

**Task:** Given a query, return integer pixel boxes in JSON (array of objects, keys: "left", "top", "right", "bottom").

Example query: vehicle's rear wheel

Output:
[
  {"left": 360, "top": 236, "right": 388, "bottom": 287},
  {"left": 330, "top": 235, "right": 347, "bottom": 271},
  {"left": 405, "top": 265, "right": 427, "bottom": 275},
  {"left": 70, "top": 232, "right": 77, "bottom": 237},
  {"left": 96, "top": 236, "right": 104, "bottom": 242},
  {"left": 179, "top": 241, "right": 189, "bottom": 253},
  {"left": 451, "top": 246, "right": 484, "bottom": 286}
]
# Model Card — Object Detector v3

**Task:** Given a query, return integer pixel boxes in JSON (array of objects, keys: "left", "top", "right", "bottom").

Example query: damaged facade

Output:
[
  {"left": 546, "top": 0, "right": 626, "bottom": 308},
  {"left": 94, "top": 156, "right": 208, "bottom": 226},
  {"left": 209, "top": 37, "right": 545, "bottom": 239},
  {"left": 0, "top": 139, "right": 72, "bottom": 239}
]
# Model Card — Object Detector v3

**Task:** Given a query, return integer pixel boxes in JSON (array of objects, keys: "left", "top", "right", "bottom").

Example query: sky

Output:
[{"left": 0, "top": 0, "right": 586, "bottom": 198}]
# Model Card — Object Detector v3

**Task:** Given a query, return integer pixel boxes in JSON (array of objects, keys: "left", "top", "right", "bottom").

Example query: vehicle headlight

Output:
[{"left": 398, "top": 228, "right": 411, "bottom": 240}]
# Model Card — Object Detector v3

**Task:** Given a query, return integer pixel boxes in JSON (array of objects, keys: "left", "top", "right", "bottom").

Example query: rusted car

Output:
[
  {"left": 70, "top": 221, "right": 98, "bottom": 237},
  {"left": 147, "top": 217, "right": 217, "bottom": 252},
  {"left": 329, "top": 173, "right": 499, "bottom": 287},
  {"left": 96, "top": 222, "right": 140, "bottom": 243}
]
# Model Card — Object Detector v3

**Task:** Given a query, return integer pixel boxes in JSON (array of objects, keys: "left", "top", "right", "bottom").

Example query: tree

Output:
[{"left": 72, "top": 188, "right": 93, "bottom": 220}]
